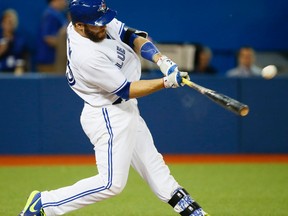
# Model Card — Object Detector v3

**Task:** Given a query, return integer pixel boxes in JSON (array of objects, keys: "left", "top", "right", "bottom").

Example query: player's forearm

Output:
[
  {"left": 129, "top": 79, "right": 164, "bottom": 99},
  {"left": 133, "top": 37, "right": 162, "bottom": 63},
  {"left": 133, "top": 36, "right": 147, "bottom": 54}
]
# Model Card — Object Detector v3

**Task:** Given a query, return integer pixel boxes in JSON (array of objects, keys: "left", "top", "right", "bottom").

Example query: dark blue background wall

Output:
[
  {"left": 0, "top": 74, "right": 287, "bottom": 155},
  {"left": 1, "top": 0, "right": 287, "bottom": 50}
]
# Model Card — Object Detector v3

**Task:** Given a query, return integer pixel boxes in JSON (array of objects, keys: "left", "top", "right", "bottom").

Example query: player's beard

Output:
[{"left": 84, "top": 25, "right": 106, "bottom": 43}]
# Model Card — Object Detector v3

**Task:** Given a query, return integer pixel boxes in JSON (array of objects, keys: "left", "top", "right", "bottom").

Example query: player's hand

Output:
[
  {"left": 163, "top": 71, "right": 190, "bottom": 88},
  {"left": 157, "top": 55, "right": 178, "bottom": 76}
]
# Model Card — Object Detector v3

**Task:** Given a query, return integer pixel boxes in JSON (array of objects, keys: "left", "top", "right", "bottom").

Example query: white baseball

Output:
[{"left": 261, "top": 65, "right": 277, "bottom": 79}]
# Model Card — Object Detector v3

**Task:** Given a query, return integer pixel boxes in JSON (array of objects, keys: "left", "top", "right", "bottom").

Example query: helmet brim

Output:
[{"left": 91, "top": 9, "right": 117, "bottom": 26}]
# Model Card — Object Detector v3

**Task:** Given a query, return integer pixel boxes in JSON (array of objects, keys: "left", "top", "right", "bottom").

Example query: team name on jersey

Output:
[{"left": 115, "top": 46, "right": 125, "bottom": 69}]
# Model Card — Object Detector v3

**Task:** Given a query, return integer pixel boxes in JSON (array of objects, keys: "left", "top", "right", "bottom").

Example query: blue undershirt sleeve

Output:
[{"left": 115, "top": 81, "right": 131, "bottom": 100}]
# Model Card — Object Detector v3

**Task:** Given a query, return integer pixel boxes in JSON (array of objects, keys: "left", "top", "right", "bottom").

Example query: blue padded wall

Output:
[{"left": 0, "top": 74, "right": 287, "bottom": 154}]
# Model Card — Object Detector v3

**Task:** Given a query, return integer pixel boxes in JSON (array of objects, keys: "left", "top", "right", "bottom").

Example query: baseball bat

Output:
[{"left": 182, "top": 78, "right": 249, "bottom": 116}]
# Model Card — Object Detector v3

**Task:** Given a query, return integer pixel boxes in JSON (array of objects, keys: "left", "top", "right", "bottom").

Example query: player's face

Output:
[{"left": 84, "top": 24, "right": 107, "bottom": 43}]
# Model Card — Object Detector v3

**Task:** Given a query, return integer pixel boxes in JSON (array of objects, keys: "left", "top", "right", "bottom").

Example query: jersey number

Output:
[
  {"left": 66, "top": 37, "right": 75, "bottom": 86},
  {"left": 66, "top": 60, "right": 76, "bottom": 86}
]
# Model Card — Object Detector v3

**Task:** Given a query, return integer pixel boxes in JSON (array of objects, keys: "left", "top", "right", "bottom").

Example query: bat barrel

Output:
[
  {"left": 205, "top": 91, "right": 249, "bottom": 116},
  {"left": 182, "top": 78, "right": 250, "bottom": 117}
]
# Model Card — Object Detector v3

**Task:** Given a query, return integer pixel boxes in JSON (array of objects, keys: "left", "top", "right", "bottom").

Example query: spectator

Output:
[
  {"left": 36, "top": 0, "right": 68, "bottom": 73},
  {"left": 227, "top": 46, "right": 261, "bottom": 77},
  {"left": 0, "top": 9, "right": 26, "bottom": 75},
  {"left": 191, "top": 45, "right": 217, "bottom": 75}
]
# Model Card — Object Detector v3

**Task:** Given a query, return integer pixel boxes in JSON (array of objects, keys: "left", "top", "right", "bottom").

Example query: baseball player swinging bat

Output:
[{"left": 182, "top": 78, "right": 249, "bottom": 116}]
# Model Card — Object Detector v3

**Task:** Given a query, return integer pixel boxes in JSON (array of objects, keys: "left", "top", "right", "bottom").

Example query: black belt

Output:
[{"left": 112, "top": 98, "right": 128, "bottom": 105}]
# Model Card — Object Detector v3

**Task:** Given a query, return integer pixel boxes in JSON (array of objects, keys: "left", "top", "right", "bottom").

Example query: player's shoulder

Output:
[
  {"left": 107, "top": 18, "right": 124, "bottom": 28},
  {"left": 106, "top": 18, "right": 125, "bottom": 35}
]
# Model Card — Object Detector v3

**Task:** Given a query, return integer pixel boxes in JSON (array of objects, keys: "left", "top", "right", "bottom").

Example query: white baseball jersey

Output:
[{"left": 66, "top": 18, "right": 141, "bottom": 107}]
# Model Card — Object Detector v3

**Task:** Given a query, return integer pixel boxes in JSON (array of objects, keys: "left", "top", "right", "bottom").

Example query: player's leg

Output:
[
  {"left": 20, "top": 102, "right": 138, "bottom": 216},
  {"left": 131, "top": 116, "right": 180, "bottom": 200},
  {"left": 41, "top": 143, "right": 133, "bottom": 215},
  {"left": 131, "top": 116, "right": 209, "bottom": 216}
]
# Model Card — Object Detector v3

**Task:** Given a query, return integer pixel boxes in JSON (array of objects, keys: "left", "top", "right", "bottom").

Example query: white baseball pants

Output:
[{"left": 41, "top": 99, "right": 180, "bottom": 215}]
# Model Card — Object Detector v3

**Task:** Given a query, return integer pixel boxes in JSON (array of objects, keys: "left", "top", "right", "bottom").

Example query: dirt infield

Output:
[{"left": 1, "top": 154, "right": 288, "bottom": 166}]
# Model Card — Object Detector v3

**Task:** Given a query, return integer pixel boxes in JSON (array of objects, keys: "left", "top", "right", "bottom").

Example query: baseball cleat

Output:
[{"left": 18, "top": 190, "right": 46, "bottom": 216}]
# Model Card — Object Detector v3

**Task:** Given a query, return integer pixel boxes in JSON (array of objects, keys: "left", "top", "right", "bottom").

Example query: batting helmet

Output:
[{"left": 69, "top": 0, "right": 117, "bottom": 26}]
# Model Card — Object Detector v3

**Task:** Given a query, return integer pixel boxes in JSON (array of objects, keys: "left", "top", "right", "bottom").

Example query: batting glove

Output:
[
  {"left": 157, "top": 55, "right": 178, "bottom": 76},
  {"left": 163, "top": 71, "right": 190, "bottom": 88}
]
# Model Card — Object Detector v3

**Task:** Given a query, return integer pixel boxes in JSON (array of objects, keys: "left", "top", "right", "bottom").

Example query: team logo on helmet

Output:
[{"left": 98, "top": 0, "right": 107, "bottom": 13}]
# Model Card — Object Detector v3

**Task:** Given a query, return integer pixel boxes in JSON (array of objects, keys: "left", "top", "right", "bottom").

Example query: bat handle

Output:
[
  {"left": 182, "top": 78, "right": 195, "bottom": 88},
  {"left": 182, "top": 78, "right": 210, "bottom": 94}
]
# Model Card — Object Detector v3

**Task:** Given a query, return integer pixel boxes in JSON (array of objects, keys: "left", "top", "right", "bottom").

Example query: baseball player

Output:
[{"left": 19, "top": 0, "right": 209, "bottom": 215}]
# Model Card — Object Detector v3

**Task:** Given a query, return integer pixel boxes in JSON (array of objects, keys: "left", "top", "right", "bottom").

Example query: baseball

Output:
[{"left": 261, "top": 65, "right": 277, "bottom": 79}]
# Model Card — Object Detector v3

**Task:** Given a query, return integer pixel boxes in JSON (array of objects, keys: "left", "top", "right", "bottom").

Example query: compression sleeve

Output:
[{"left": 140, "top": 41, "right": 160, "bottom": 62}]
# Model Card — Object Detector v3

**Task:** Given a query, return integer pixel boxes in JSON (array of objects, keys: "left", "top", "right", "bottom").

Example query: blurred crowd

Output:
[
  {"left": 0, "top": 0, "right": 281, "bottom": 78},
  {"left": 0, "top": 0, "right": 68, "bottom": 75}
]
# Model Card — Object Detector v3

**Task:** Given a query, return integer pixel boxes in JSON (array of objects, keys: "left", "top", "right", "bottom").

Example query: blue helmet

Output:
[{"left": 69, "top": 0, "right": 117, "bottom": 26}]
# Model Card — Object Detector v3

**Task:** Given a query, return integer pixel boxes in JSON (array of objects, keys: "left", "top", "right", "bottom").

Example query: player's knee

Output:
[{"left": 107, "top": 180, "right": 127, "bottom": 195}]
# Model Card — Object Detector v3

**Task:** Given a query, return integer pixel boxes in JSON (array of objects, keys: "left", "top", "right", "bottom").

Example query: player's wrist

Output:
[
  {"left": 153, "top": 53, "right": 162, "bottom": 63},
  {"left": 157, "top": 56, "right": 178, "bottom": 76},
  {"left": 163, "top": 77, "right": 170, "bottom": 88},
  {"left": 156, "top": 55, "right": 167, "bottom": 68}
]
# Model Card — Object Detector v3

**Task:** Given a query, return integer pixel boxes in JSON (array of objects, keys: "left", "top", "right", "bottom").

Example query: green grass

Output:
[{"left": 1, "top": 163, "right": 288, "bottom": 216}]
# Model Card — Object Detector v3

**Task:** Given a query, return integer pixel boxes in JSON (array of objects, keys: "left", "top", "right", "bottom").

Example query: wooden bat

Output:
[{"left": 182, "top": 78, "right": 249, "bottom": 117}]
